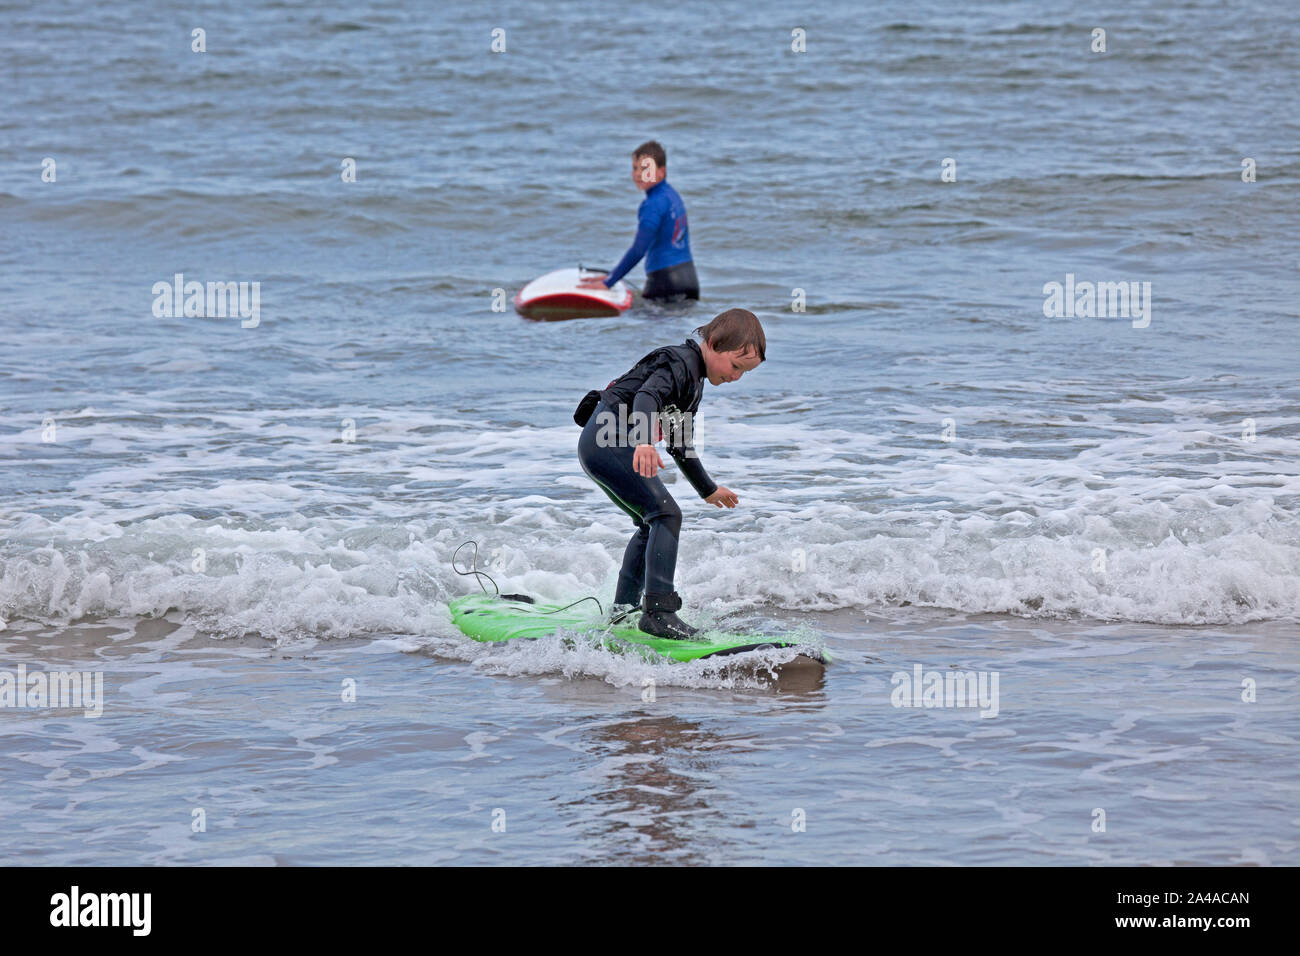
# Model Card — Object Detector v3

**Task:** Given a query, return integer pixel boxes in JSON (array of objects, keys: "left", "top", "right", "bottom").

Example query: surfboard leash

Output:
[
  {"left": 451, "top": 540, "right": 500, "bottom": 596},
  {"left": 449, "top": 540, "right": 607, "bottom": 617}
]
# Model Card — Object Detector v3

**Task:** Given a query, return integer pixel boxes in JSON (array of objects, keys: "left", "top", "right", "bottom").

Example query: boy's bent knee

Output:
[{"left": 647, "top": 498, "right": 682, "bottom": 534}]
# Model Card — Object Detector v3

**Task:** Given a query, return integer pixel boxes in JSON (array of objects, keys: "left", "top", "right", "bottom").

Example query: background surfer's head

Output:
[
  {"left": 632, "top": 140, "right": 667, "bottom": 191},
  {"left": 696, "top": 309, "right": 766, "bottom": 385}
]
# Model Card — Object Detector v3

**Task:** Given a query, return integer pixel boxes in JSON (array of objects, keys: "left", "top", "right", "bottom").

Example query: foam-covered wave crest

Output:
[{"left": 1, "top": 492, "right": 1296, "bottom": 642}]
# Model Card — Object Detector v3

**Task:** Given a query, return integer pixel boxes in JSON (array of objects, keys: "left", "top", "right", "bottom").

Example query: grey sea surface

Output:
[{"left": 1, "top": 1, "right": 1297, "bottom": 864}]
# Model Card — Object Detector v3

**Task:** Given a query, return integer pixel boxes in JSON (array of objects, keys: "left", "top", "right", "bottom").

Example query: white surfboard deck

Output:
[{"left": 514, "top": 267, "right": 634, "bottom": 320}]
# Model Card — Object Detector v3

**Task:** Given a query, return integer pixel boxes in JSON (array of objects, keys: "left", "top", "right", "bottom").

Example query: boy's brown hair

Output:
[
  {"left": 633, "top": 140, "right": 667, "bottom": 169},
  {"left": 694, "top": 309, "right": 766, "bottom": 362}
]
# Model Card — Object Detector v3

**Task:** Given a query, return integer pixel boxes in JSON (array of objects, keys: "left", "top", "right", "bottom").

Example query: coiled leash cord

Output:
[{"left": 450, "top": 540, "right": 608, "bottom": 618}]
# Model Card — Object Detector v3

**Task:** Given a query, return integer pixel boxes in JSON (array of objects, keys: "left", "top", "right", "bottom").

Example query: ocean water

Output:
[{"left": 1, "top": 0, "right": 1297, "bottom": 865}]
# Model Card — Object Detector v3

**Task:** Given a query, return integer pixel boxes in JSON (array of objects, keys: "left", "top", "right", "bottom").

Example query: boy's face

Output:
[
  {"left": 703, "top": 342, "right": 762, "bottom": 385},
  {"left": 632, "top": 154, "right": 665, "bottom": 191}
]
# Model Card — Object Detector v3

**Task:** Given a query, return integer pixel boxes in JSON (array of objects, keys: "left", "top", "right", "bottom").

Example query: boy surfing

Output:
[{"left": 574, "top": 309, "right": 765, "bottom": 638}]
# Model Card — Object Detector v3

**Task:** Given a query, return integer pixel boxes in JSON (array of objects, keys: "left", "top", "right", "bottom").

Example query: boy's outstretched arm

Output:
[
  {"left": 666, "top": 442, "right": 718, "bottom": 500},
  {"left": 672, "top": 446, "right": 737, "bottom": 507},
  {"left": 633, "top": 361, "right": 738, "bottom": 507},
  {"left": 664, "top": 418, "right": 737, "bottom": 507},
  {"left": 600, "top": 201, "right": 665, "bottom": 287}
]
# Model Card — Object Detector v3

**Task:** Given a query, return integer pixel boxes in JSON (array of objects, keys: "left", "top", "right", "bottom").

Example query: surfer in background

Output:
[
  {"left": 578, "top": 140, "right": 700, "bottom": 302},
  {"left": 574, "top": 309, "right": 765, "bottom": 639}
]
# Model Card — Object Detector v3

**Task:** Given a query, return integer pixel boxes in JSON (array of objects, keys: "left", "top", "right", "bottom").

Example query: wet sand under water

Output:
[{"left": 1, "top": 609, "right": 1295, "bottom": 865}]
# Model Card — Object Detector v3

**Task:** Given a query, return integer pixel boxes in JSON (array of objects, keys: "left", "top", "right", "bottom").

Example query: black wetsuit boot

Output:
[{"left": 639, "top": 590, "right": 698, "bottom": 640}]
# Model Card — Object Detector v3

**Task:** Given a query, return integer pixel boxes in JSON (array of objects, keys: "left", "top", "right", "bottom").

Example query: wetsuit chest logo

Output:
[{"left": 659, "top": 403, "right": 695, "bottom": 447}]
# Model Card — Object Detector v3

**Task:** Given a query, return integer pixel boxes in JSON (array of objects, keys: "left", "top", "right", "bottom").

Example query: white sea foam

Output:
[{"left": 3, "top": 389, "right": 1297, "bottom": 639}]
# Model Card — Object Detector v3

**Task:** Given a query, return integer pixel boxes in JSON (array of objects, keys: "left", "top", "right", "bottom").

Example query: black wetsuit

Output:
[
  {"left": 643, "top": 260, "right": 700, "bottom": 302},
  {"left": 575, "top": 339, "right": 716, "bottom": 606}
]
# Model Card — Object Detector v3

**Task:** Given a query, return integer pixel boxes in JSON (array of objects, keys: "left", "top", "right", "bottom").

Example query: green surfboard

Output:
[{"left": 448, "top": 593, "right": 827, "bottom": 665}]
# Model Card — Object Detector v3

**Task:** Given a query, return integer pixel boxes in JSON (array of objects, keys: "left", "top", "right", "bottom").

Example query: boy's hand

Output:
[
  {"left": 577, "top": 275, "right": 609, "bottom": 289},
  {"left": 706, "top": 486, "right": 739, "bottom": 508},
  {"left": 633, "top": 444, "right": 664, "bottom": 477}
]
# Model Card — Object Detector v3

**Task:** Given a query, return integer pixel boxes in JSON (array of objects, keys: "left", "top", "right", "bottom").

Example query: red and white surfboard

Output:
[{"left": 514, "top": 267, "right": 635, "bottom": 320}]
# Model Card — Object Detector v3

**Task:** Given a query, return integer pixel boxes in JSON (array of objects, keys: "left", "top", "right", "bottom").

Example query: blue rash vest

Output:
[{"left": 603, "top": 179, "right": 693, "bottom": 287}]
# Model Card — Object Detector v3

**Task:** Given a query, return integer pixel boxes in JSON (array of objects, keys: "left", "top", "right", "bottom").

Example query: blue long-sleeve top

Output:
[{"left": 603, "top": 179, "right": 693, "bottom": 287}]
